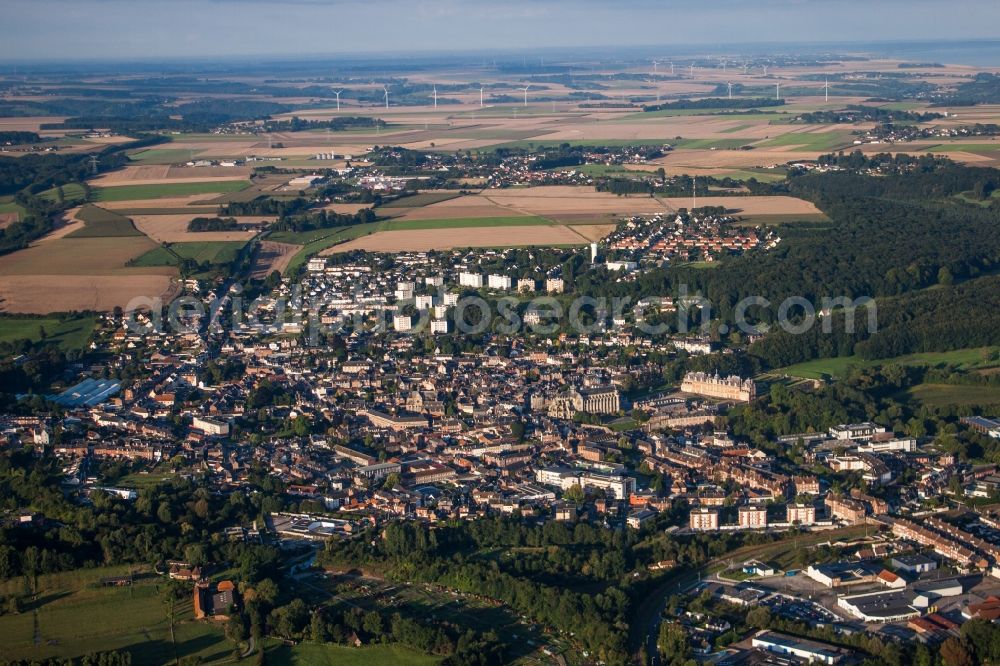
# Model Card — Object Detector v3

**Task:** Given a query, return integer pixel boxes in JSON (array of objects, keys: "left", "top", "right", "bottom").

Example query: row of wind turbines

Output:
[
  {"left": 328, "top": 65, "right": 834, "bottom": 112},
  {"left": 328, "top": 83, "right": 533, "bottom": 111},
  {"left": 650, "top": 59, "right": 834, "bottom": 102}
]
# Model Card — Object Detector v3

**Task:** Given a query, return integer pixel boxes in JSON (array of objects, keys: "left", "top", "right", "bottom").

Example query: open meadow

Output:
[{"left": 0, "top": 566, "right": 229, "bottom": 665}]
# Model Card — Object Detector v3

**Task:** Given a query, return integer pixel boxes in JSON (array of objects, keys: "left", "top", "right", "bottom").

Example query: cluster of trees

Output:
[
  {"left": 596, "top": 173, "right": 774, "bottom": 197},
  {"left": 0, "top": 131, "right": 41, "bottom": 145},
  {"left": 317, "top": 519, "right": 633, "bottom": 663},
  {"left": 262, "top": 116, "right": 385, "bottom": 132},
  {"left": 797, "top": 105, "right": 942, "bottom": 123},
  {"left": 812, "top": 150, "right": 952, "bottom": 173},
  {"left": 643, "top": 97, "right": 785, "bottom": 112},
  {"left": 270, "top": 207, "right": 377, "bottom": 234},
  {"left": 197, "top": 358, "right": 246, "bottom": 386},
  {"left": 186, "top": 216, "right": 239, "bottom": 232},
  {"left": 279, "top": 603, "right": 504, "bottom": 666},
  {"left": 0, "top": 651, "right": 132, "bottom": 666},
  {"left": 222, "top": 196, "right": 313, "bottom": 217}
]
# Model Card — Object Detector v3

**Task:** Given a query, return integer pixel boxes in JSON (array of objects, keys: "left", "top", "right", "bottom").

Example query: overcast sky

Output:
[{"left": 2, "top": 0, "right": 999, "bottom": 60}]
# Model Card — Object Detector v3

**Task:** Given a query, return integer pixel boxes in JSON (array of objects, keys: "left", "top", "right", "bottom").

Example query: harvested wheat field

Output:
[
  {"left": 0, "top": 274, "right": 176, "bottom": 314},
  {"left": 92, "top": 165, "right": 253, "bottom": 185},
  {"left": 394, "top": 196, "right": 533, "bottom": 221},
  {"left": 323, "top": 224, "right": 589, "bottom": 254},
  {"left": 131, "top": 214, "right": 268, "bottom": 243},
  {"left": 252, "top": 241, "right": 302, "bottom": 279},
  {"left": 0, "top": 213, "right": 19, "bottom": 229},
  {"left": 0, "top": 221, "right": 177, "bottom": 313},
  {"left": 0, "top": 116, "right": 68, "bottom": 132},
  {"left": 569, "top": 224, "right": 617, "bottom": 241},
  {"left": 482, "top": 186, "right": 669, "bottom": 217}
]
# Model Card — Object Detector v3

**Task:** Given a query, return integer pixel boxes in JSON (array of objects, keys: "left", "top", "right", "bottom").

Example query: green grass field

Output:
[
  {"left": 127, "top": 148, "right": 198, "bottom": 164},
  {"left": 905, "top": 383, "right": 1000, "bottom": 408},
  {"left": 378, "top": 192, "right": 462, "bottom": 208},
  {"left": 733, "top": 212, "right": 830, "bottom": 226},
  {"left": 92, "top": 181, "right": 251, "bottom": 202},
  {"left": 953, "top": 190, "right": 1000, "bottom": 207},
  {"left": 674, "top": 138, "right": 756, "bottom": 150},
  {"left": 757, "top": 131, "right": 854, "bottom": 151},
  {"left": 0, "top": 566, "right": 229, "bottom": 665},
  {"left": 0, "top": 197, "right": 27, "bottom": 220},
  {"left": 712, "top": 169, "right": 788, "bottom": 183},
  {"left": 381, "top": 216, "right": 551, "bottom": 231},
  {"left": 132, "top": 241, "right": 247, "bottom": 267},
  {"left": 0, "top": 315, "right": 97, "bottom": 349},
  {"left": 37, "top": 182, "right": 87, "bottom": 203},
  {"left": 778, "top": 346, "right": 1000, "bottom": 380},
  {"left": 268, "top": 642, "right": 441, "bottom": 666},
  {"left": 67, "top": 204, "right": 143, "bottom": 238}
]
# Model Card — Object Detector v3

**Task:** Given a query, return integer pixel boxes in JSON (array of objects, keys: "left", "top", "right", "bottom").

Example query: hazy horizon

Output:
[{"left": 3, "top": 0, "right": 1000, "bottom": 62}]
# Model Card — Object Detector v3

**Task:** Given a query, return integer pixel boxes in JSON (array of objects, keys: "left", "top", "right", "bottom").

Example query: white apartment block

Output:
[
  {"left": 488, "top": 274, "right": 512, "bottom": 290},
  {"left": 393, "top": 314, "right": 413, "bottom": 332},
  {"left": 459, "top": 272, "right": 484, "bottom": 288}
]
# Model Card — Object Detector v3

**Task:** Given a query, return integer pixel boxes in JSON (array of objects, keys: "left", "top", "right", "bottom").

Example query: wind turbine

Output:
[
  {"left": 762, "top": 64, "right": 768, "bottom": 77},
  {"left": 432, "top": 85, "right": 438, "bottom": 109},
  {"left": 652, "top": 59, "right": 659, "bottom": 74},
  {"left": 689, "top": 63, "right": 695, "bottom": 79},
  {"left": 383, "top": 86, "right": 389, "bottom": 110},
  {"left": 775, "top": 82, "right": 781, "bottom": 100},
  {"left": 670, "top": 61, "right": 675, "bottom": 76},
  {"left": 721, "top": 59, "right": 727, "bottom": 74},
  {"left": 727, "top": 82, "right": 733, "bottom": 100},
  {"left": 824, "top": 79, "right": 830, "bottom": 102},
  {"left": 743, "top": 61, "right": 749, "bottom": 75},
  {"left": 521, "top": 85, "right": 530, "bottom": 107},
  {"left": 333, "top": 89, "right": 343, "bottom": 111},
  {"left": 480, "top": 87, "right": 485, "bottom": 108}
]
